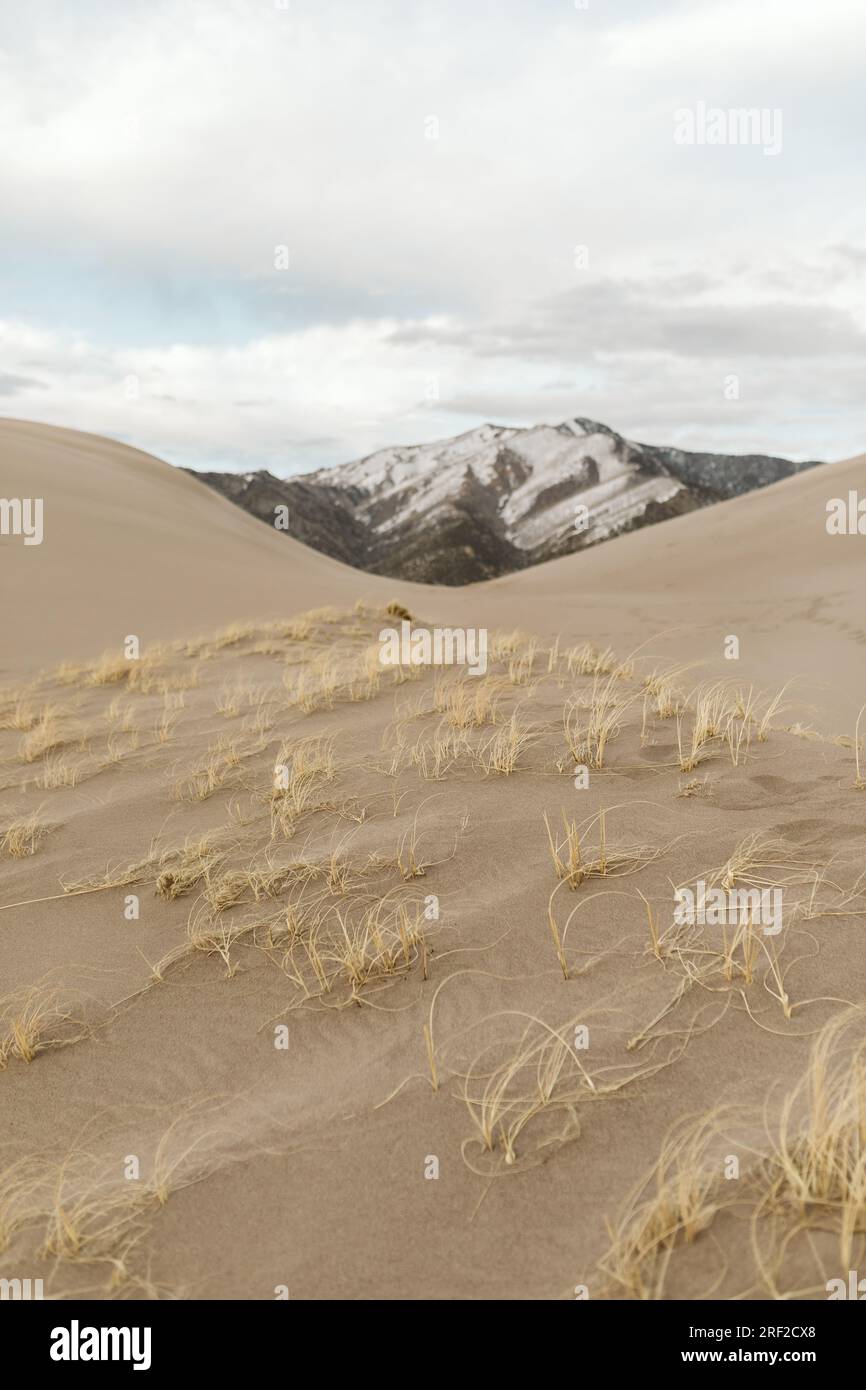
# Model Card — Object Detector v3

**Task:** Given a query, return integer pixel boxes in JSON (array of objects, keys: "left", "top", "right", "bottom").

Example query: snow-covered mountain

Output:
[{"left": 189, "top": 418, "right": 823, "bottom": 584}]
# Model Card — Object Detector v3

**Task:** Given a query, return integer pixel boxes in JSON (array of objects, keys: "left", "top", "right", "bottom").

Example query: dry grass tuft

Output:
[
  {"left": 759, "top": 1009, "right": 866, "bottom": 1273},
  {"left": 474, "top": 712, "right": 537, "bottom": 775},
  {"left": 35, "top": 753, "right": 85, "bottom": 789},
  {"left": 675, "top": 681, "right": 731, "bottom": 772},
  {"left": 507, "top": 639, "right": 538, "bottom": 687},
  {"left": 563, "top": 642, "right": 616, "bottom": 677},
  {"left": 402, "top": 722, "right": 472, "bottom": 780},
  {"left": 543, "top": 806, "right": 661, "bottom": 890},
  {"left": 0, "top": 1104, "right": 230, "bottom": 1283},
  {"left": 460, "top": 1013, "right": 596, "bottom": 1170},
  {"left": 588, "top": 1009, "right": 866, "bottom": 1299},
  {"left": 271, "top": 893, "right": 430, "bottom": 1004},
  {"left": 0, "top": 810, "right": 48, "bottom": 858},
  {"left": 174, "top": 733, "right": 256, "bottom": 802},
  {"left": 18, "top": 707, "right": 74, "bottom": 764},
  {"left": 270, "top": 734, "right": 337, "bottom": 837},
  {"left": 643, "top": 663, "right": 697, "bottom": 719},
  {"left": 0, "top": 983, "right": 87, "bottom": 1067},
  {"left": 432, "top": 673, "right": 504, "bottom": 730},
  {"left": 455, "top": 1005, "right": 684, "bottom": 1177},
  {"left": 0, "top": 694, "right": 40, "bottom": 731},
  {"left": 594, "top": 1113, "right": 727, "bottom": 1299},
  {"left": 156, "top": 836, "right": 227, "bottom": 900},
  {"left": 564, "top": 677, "right": 636, "bottom": 770}
]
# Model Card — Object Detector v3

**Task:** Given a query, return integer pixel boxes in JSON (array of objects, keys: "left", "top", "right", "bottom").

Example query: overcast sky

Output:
[{"left": 1, "top": 0, "right": 864, "bottom": 474}]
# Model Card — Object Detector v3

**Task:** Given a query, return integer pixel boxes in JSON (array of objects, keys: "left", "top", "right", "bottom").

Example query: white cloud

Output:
[
  {"left": 604, "top": 0, "right": 866, "bottom": 79},
  {"left": 0, "top": 0, "right": 863, "bottom": 467}
]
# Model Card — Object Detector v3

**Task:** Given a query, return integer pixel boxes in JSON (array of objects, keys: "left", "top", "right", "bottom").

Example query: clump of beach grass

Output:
[
  {"left": 543, "top": 806, "right": 662, "bottom": 891},
  {"left": 0, "top": 810, "right": 48, "bottom": 858}
]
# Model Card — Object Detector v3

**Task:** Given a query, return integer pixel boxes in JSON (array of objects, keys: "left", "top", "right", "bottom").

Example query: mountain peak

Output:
[
  {"left": 565, "top": 417, "right": 623, "bottom": 440},
  {"left": 191, "top": 418, "right": 824, "bottom": 585}
]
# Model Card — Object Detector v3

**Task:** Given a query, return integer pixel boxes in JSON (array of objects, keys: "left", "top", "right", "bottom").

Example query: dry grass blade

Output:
[
  {"left": 461, "top": 1012, "right": 596, "bottom": 1170},
  {"left": 543, "top": 805, "right": 662, "bottom": 890}
]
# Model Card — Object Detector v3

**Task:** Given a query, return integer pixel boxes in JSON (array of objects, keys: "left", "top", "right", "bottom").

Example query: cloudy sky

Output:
[{"left": 1, "top": 0, "right": 864, "bottom": 475}]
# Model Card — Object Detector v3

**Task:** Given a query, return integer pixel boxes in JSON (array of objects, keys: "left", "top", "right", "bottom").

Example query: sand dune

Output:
[
  {"left": 1, "top": 419, "right": 397, "bottom": 676},
  {"left": 503, "top": 449, "right": 866, "bottom": 597},
  {"left": 6, "top": 420, "right": 863, "bottom": 727},
  {"left": 485, "top": 452, "right": 866, "bottom": 730},
  {"left": 2, "top": 420, "right": 865, "bottom": 1301}
]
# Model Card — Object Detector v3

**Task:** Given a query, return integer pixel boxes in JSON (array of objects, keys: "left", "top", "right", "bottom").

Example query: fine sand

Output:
[{"left": 1, "top": 418, "right": 865, "bottom": 1300}]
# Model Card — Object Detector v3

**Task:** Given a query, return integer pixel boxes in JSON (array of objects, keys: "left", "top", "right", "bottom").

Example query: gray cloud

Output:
[
  {"left": 0, "top": 371, "right": 47, "bottom": 395},
  {"left": 390, "top": 278, "right": 866, "bottom": 362}
]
